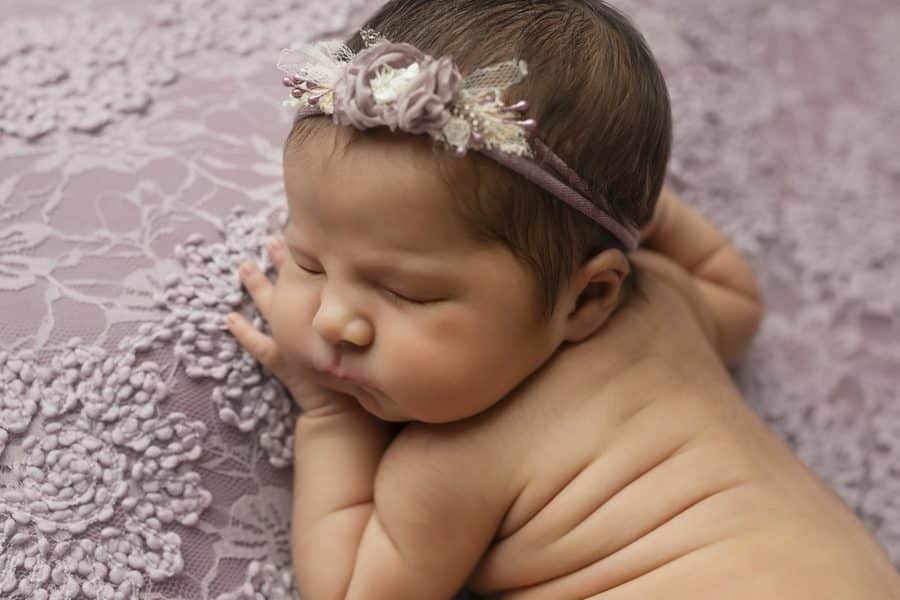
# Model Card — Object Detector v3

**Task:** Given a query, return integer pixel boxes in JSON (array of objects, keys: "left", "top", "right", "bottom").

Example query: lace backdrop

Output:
[{"left": 1, "top": 0, "right": 899, "bottom": 598}]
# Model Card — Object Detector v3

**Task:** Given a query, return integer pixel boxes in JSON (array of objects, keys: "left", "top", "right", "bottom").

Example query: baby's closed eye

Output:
[
  {"left": 296, "top": 262, "right": 324, "bottom": 276},
  {"left": 293, "top": 259, "right": 444, "bottom": 305}
]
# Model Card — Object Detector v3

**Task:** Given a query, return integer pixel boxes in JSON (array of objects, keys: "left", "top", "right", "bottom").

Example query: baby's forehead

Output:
[
  {"left": 283, "top": 125, "right": 482, "bottom": 252},
  {"left": 287, "top": 125, "right": 455, "bottom": 189}
]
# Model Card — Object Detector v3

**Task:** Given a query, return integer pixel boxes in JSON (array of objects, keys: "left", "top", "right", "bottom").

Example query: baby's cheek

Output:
[{"left": 379, "top": 328, "right": 477, "bottom": 396}]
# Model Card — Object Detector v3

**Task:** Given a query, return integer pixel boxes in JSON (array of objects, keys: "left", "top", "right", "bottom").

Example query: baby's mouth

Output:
[
  {"left": 310, "top": 348, "right": 340, "bottom": 374},
  {"left": 306, "top": 349, "right": 385, "bottom": 406},
  {"left": 310, "top": 363, "right": 366, "bottom": 394},
  {"left": 311, "top": 349, "right": 362, "bottom": 386}
]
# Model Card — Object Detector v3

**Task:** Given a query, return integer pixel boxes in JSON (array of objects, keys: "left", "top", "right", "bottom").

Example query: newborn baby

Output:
[{"left": 227, "top": 1, "right": 900, "bottom": 598}]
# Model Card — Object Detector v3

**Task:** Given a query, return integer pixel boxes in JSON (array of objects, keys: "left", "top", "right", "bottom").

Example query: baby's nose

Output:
[
  {"left": 339, "top": 318, "right": 374, "bottom": 348},
  {"left": 312, "top": 291, "right": 373, "bottom": 348}
]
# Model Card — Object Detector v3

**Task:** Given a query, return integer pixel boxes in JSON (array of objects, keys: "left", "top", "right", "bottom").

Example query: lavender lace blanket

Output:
[{"left": 1, "top": 0, "right": 898, "bottom": 597}]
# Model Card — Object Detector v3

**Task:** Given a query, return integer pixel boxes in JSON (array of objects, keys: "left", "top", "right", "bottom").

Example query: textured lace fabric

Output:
[{"left": 1, "top": 0, "right": 899, "bottom": 598}]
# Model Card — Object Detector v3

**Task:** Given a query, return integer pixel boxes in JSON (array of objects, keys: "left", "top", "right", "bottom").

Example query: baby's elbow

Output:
[
  {"left": 726, "top": 257, "right": 766, "bottom": 364},
  {"left": 722, "top": 295, "right": 765, "bottom": 367},
  {"left": 745, "top": 296, "right": 765, "bottom": 346},
  {"left": 742, "top": 270, "right": 766, "bottom": 343}
]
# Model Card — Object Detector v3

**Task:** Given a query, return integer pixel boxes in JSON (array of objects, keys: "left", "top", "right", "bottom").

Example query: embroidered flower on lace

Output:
[
  {"left": 211, "top": 487, "right": 298, "bottom": 600},
  {"left": 216, "top": 561, "right": 299, "bottom": 600},
  {"left": 149, "top": 209, "right": 297, "bottom": 468},
  {"left": 0, "top": 351, "right": 40, "bottom": 458},
  {"left": 0, "top": 340, "right": 212, "bottom": 598},
  {"left": 0, "top": 15, "right": 173, "bottom": 140},
  {"left": 0, "top": 208, "right": 302, "bottom": 598},
  {"left": 0, "top": 0, "right": 358, "bottom": 141}
]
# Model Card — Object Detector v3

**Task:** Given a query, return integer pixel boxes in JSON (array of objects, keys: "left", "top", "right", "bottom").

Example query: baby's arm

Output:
[
  {"left": 342, "top": 424, "right": 511, "bottom": 598},
  {"left": 290, "top": 409, "right": 509, "bottom": 600},
  {"left": 294, "top": 418, "right": 509, "bottom": 600},
  {"left": 638, "top": 186, "right": 764, "bottom": 366},
  {"left": 292, "top": 404, "right": 397, "bottom": 599}
]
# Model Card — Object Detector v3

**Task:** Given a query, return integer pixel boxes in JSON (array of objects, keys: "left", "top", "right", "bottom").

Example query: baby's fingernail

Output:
[
  {"left": 239, "top": 262, "right": 254, "bottom": 275},
  {"left": 268, "top": 239, "right": 284, "bottom": 251},
  {"left": 226, "top": 313, "right": 238, "bottom": 326}
]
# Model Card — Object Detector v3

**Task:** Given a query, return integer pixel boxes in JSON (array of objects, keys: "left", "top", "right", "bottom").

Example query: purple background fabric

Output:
[{"left": 1, "top": 0, "right": 898, "bottom": 597}]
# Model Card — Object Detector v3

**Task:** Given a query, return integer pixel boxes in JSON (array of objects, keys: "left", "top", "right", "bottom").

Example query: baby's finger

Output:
[
  {"left": 267, "top": 238, "right": 289, "bottom": 271},
  {"left": 238, "top": 262, "right": 274, "bottom": 320},
  {"left": 226, "top": 312, "right": 280, "bottom": 369}
]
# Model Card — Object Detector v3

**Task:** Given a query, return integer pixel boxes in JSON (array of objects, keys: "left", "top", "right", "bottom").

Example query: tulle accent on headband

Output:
[{"left": 277, "top": 30, "right": 640, "bottom": 251}]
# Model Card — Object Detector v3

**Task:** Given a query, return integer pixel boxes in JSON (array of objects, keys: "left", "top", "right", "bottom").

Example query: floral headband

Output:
[{"left": 277, "top": 30, "right": 640, "bottom": 251}]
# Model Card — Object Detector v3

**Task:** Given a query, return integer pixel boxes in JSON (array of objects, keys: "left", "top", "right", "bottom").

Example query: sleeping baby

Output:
[{"left": 226, "top": 0, "right": 900, "bottom": 597}]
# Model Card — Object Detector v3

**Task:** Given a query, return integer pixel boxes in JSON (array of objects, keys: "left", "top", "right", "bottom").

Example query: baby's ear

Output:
[{"left": 562, "top": 249, "right": 630, "bottom": 343}]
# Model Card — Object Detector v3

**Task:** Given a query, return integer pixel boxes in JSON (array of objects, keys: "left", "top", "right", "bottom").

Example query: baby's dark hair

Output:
[{"left": 288, "top": 0, "right": 671, "bottom": 318}]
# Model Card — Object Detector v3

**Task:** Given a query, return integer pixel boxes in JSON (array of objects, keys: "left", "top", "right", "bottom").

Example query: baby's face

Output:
[{"left": 271, "top": 127, "right": 567, "bottom": 423}]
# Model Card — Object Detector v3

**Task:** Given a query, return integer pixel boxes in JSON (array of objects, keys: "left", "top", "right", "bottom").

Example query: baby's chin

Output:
[
  {"left": 354, "top": 387, "right": 411, "bottom": 422},
  {"left": 316, "top": 375, "right": 410, "bottom": 422}
]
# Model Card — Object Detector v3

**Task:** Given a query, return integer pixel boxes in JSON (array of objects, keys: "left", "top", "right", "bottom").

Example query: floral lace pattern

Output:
[
  {"left": 0, "top": 0, "right": 373, "bottom": 141},
  {"left": 1, "top": 0, "right": 898, "bottom": 598},
  {"left": 1, "top": 341, "right": 210, "bottom": 598}
]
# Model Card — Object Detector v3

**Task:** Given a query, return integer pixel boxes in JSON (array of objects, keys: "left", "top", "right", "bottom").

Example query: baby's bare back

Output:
[{"left": 462, "top": 268, "right": 900, "bottom": 599}]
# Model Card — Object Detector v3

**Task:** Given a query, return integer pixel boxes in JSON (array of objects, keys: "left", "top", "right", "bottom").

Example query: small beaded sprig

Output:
[{"left": 448, "top": 93, "right": 537, "bottom": 158}]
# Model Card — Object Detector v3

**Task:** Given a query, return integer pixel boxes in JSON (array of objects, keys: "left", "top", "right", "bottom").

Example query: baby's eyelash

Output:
[
  {"left": 295, "top": 263, "right": 437, "bottom": 305},
  {"left": 383, "top": 288, "right": 428, "bottom": 305},
  {"left": 297, "top": 263, "right": 323, "bottom": 275}
]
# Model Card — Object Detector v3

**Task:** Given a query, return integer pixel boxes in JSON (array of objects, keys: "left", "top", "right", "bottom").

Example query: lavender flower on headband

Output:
[
  {"left": 395, "top": 54, "right": 462, "bottom": 134},
  {"left": 331, "top": 42, "right": 463, "bottom": 134},
  {"left": 277, "top": 33, "right": 535, "bottom": 157}
]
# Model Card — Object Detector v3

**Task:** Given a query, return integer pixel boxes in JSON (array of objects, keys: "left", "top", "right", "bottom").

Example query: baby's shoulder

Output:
[{"left": 627, "top": 249, "right": 718, "bottom": 342}]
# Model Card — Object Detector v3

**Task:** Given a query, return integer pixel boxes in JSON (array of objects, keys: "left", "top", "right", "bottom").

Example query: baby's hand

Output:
[{"left": 227, "top": 240, "right": 357, "bottom": 416}]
